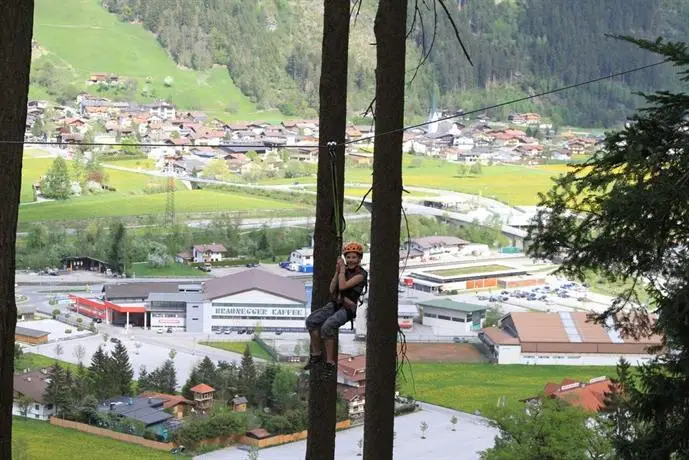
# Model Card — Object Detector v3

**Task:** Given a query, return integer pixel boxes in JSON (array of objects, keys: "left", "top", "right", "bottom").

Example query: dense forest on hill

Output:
[{"left": 100, "top": 0, "right": 688, "bottom": 126}]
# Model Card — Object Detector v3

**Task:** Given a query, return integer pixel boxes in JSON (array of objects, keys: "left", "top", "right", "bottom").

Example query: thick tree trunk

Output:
[
  {"left": 0, "top": 1, "right": 34, "bottom": 458},
  {"left": 364, "top": 1, "right": 407, "bottom": 459},
  {"left": 305, "top": 1, "right": 349, "bottom": 459}
]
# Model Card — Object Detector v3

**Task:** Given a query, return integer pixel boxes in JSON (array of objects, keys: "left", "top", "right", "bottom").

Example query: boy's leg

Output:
[
  {"left": 320, "top": 307, "right": 351, "bottom": 377},
  {"left": 304, "top": 302, "right": 336, "bottom": 370}
]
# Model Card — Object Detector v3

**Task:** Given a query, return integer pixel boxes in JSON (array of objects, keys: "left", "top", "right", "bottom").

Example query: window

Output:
[
  {"left": 46, "top": 404, "right": 53, "bottom": 410},
  {"left": 424, "top": 313, "right": 437, "bottom": 318},
  {"left": 452, "top": 317, "right": 465, "bottom": 323},
  {"left": 192, "top": 305, "right": 199, "bottom": 309},
  {"left": 192, "top": 318, "right": 199, "bottom": 321},
  {"left": 34, "top": 404, "right": 39, "bottom": 411},
  {"left": 438, "top": 315, "right": 451, "bottom": 321}
]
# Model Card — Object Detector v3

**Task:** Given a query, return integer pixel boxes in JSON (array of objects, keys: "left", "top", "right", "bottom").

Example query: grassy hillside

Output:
[{"left": 32, "top": 0, "right": 278, "bottom": 121}]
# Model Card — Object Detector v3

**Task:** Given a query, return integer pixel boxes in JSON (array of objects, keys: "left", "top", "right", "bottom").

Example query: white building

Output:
[
  {"left": 337, "top": 354, "right": 366, "bottom": 418},
  {"left": 13, "top": 370, "right": 56, "bottom": 421},
  {"left": 417, "top": 298, "right": 486, "bottom": 335},
  {"left": 148, "top": 101, "right": 176, "bottom": 120},
  {"left": 289, "top": 247, "right": 313, "bottom": 270},
  {"left": 192, "top": 244, "right": 226, "bottom": 263},
  {"left": 479, "top": 312, "right": 662, "bottom": 366},
  {"left": 407, "top": 236, "right": 469, "bottom": 259}
]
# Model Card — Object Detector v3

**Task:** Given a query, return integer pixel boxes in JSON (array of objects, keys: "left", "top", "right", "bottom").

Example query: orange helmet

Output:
[{"left": 342, "top": 241, "right": 364, "bottom": 255}]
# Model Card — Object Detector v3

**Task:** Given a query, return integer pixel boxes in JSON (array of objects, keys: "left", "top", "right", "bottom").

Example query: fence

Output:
[
  {"left": 49, "top": 417, "right": 175, "bottom": 451},
  {"left": 236, "top": 420, "right": 352, "bottom": 449}
]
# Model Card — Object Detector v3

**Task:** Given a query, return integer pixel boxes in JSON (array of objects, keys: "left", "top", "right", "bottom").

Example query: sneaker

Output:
[
  {"left": 321, "top": 362, "right": 336, "bottom": 380},
  {"left": 303, "top": 354, "right": 322, "bottom": 371}
]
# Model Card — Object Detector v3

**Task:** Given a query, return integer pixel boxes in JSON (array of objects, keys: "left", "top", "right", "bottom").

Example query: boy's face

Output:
[{"left": 344, "top": 252, "right": 361, "bottom": 266}]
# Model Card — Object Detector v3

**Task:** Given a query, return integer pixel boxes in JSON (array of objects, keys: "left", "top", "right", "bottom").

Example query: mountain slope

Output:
[{"left": 31, "top": 0, "right": 274, "bottom": 120}]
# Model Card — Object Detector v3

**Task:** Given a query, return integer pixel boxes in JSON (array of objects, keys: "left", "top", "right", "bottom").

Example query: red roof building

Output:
[{"left": 524, "top": 376, "right": 615, "bottom": 413}]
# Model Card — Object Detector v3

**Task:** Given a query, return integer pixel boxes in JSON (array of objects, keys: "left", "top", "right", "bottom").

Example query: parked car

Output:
[
  {"left": 223, "top": 329, "right": 231, "bottom": 335},
  {"left": 199, "top": 263, "right": 212, "bottom": 272},
  {"left": 166, "top": 327, "right": 173, "bottom": 333}
]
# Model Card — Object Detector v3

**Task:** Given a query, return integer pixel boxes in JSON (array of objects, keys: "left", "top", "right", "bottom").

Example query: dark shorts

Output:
[{"left": 305, "top": 301, "right": 352, "bottom": 338}]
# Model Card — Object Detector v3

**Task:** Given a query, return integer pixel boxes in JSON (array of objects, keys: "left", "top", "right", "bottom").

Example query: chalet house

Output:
[
  {"left": 407, "top": 236, "right": 469, "bottom": 259},
  {"left": 347, "top": 151, "right": 373, "bottom": 166},
  {"left": 139, "top": 391, "right": 192, "bottom": 419},
  {"left": 522, "top": 376, "right": 614, "bottom": 413},
  {"left": 231, "top": 396, "right": 248, "bottom": 412},
  {"left": 289, "top": 148, "right": 318, "bottom": 163},
  {"left": 192, "top": 244, "right": 227, "bottom": 263},
  {"left": 147, "top": 101, "right": 176, "bottom": 120},
  {"left": 336, "top": 354, "right": 366, "bottom": 418},
  {"left": 190, "top": 383, "right": 215, "bottom": 413},
  {"left": 13, "top": 369, "right": 56, "bottom": 421}
]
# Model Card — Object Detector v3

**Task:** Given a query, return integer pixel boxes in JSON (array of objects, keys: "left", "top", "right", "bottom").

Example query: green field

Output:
[
  {"left": 16, "top": 352, "right": 80, "bottom": 373},
  {"left": 131, "top": 262, "right": 206, "bottom": 278},
  {"left": 400, "top": 363, "right": 617, "bottom": 415},
  {"left": 13, "top": 417, "right": 173, "bottom": 460},
  {"left": 428, "top": 264, "right": 513, "bottom": 277},
  {"left": 33, "top": 0, "right": 278, "bottom": 121},
  {"left": 201, "top": 340, "right": 274, "bottom": 361},
  {"left": 19, "top": 189, "right": 305, "bottom": 222},
  {"left": 262, "top": 159, "right": 570, "bottom": 205}
]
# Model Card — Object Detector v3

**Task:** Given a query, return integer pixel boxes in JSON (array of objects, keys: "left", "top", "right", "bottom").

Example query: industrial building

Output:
[
  {"left": 405, "top": 263, "right": 532, "bottom": 293},
  {"left": 417, "top": 298, "right": 486, "bottom": 335},
  {"left": 479, "top": 312, "right": 662, "bottom": 366},
  {"left": 70, "top": 269, "right": 316, "bottom": 333}
]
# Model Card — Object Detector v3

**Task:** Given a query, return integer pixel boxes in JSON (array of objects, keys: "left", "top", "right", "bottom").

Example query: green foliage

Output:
[
  {"left": 41, "top": 157, "right": 72, "bottom": 200},
  {"left": 174, "top": 411, "right": 248, "bottom": 449},
  {"left": 527, "top": 37, "right": 689, "bottom": 459},
  {"left": 137, "top": 359, "right": 177, "bottom": 394},
  {"left": 480, "top": 398, "right": 614, "bottom": 460}
]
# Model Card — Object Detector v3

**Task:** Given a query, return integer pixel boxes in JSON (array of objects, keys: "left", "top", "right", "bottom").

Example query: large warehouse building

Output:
[
  {"left": 479, "top": 312, "right": 662, "bottom": 366},
  {"left": 405, "top": 263, "right": 543, "bottom": 293},
  {"left": 71, "top": 269, "right": 320, "bottom": 333}
]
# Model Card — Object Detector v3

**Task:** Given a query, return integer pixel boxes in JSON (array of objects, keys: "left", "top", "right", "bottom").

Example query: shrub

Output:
[{"left": 65, "top": 329, "right": 72, "bottom": 334}]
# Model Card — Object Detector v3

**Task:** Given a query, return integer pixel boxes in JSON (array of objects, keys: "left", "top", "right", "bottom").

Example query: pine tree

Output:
[
  {"left": 41, "top": 156, "right": 72, "bottom": 200},
  {"left": 110, "top": 341, "right": 133, "bottom": 395},
  {"left": 239, "top": 344, "right": 256, "bottom": 403},
  {"left": 196, "top": 356, "right": 217, "bottom": 388},
  {"left": 256, "top": 363, "right": 278, "bottom": 409},
  {"left": 157, "top": 359, "right": 177, "bottom": 394},
  {"left": 44, "top": 364, "right": 74, "bottom": 419},
  {"left": 528, "top": 37, "right": 689, "bottom": 459},
  {"left": 108, "top": 222, "right": 128, "bottom": 275},
  {"left": 89, "top": 345, "right": 113, "bottom": 399},
  {"left": 181, "top": 367, "right": 200, "bottom": 401}
]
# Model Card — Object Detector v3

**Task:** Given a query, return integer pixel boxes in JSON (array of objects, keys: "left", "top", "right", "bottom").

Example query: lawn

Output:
[
  {"left": 131, "top": 262, "right": 206, "bottom": 278},
  {"left": 13, "top": 417, "right": 173, "bottom": 460},
  {"left": 399, "top": 363, "right": 617, "bottom": 416},
  {"left": 19, "top": 157, "right": 158, "bottom": 203},
  {"left": 33, "top": 0, "right": 280, "bottom": 121},
  {"left": 427, "top": 264, "right": 513, "bottom": 277},
  {"left": 201, "top": 340, "right": 274, "bottom": 361},
  {"left": 16, "top": 352, "right": 80, "bottom": 373},
  {"left": 19, "top": 189, "right": 305, "bottom": 222},
  {"left": 261, "top": 159, "right": 572, "bottom": 205}
]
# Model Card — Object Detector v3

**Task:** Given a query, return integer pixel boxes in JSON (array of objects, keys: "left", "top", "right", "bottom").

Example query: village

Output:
[{"left": 24, "top": 73, "right": 600, "bottom": 185}]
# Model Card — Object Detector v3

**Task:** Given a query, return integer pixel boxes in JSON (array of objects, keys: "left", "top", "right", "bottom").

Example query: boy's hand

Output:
[{"left": 336, "top": 257, "right": 345, "bottom": 272}]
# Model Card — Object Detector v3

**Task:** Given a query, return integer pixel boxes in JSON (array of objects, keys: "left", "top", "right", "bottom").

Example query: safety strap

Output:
[{"left": 327, "top": 141, "right": 344, "bottom": 247}]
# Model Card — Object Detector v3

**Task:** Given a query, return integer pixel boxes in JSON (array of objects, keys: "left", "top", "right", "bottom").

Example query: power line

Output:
[
  {"left": 343, "top": 59, "right": 669, "bottom": 145},
  {"left": 4, "top": 60, "right": 667, "bottom": 150}
]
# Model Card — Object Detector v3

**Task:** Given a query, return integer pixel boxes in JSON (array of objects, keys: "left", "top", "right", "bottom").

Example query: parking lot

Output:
[
  {"left": 19, "top": 318, "right": 93, "bottom": 341},
  {"left": 195, "top": 403, "right": 498, "bottom": 460}
]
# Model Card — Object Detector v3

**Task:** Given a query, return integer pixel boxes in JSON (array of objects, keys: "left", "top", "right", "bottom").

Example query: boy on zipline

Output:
[{"left": 304, "top": 241, "right": 368, "bottom": 377}]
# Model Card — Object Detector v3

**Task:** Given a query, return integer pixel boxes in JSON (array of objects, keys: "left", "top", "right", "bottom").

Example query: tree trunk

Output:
[
  {"left": 0, "top": 1, "right": 34, "bottom": 458},
  {"left": 364, "top": 1, "right": 407, "bottom": 459},
  {"left": 305, "top": 1, "right": 349, "bottom": 459}
]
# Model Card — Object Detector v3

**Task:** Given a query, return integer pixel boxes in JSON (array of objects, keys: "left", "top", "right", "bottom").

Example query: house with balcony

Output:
[
  {"left": 191, "top": 383, "right": 215, "bottom": 413},
  {"left": 192, "top": 244, "right": 227, "bottom": 263},
  {"left": 12, "top": 369, "right": 56, "bottom": 421},
  {"left": 337, "top": 354, "right": 366, "bottom": 418}
]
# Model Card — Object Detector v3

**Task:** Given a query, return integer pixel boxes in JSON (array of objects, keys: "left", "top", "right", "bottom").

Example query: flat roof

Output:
[
  {"left": 147, "top": 292, "right": 205, "bottom": 303},
  {"left": 15, "top": 326, "right": 49, "bottom": 338},
  {"left": 417, "top": 298, "right": 487, "bottom": 313}
]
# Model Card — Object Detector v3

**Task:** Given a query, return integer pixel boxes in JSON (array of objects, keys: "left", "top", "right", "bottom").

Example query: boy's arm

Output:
[
  {"left": 329, "top": 269, "right": 339, "bottom": 295},
  {"left": 338, "top": 272, "right": 364, "bottom": 290}
]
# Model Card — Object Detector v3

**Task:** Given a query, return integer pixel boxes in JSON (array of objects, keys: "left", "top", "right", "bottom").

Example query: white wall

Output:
[
  {"left": 422, "top": 316, "right": 473, "bottom": 335},
  {"left": 519, "top": 353, "right": 655, "bottom": 366},
  {"left": 496, "top": 345, "right": 522, "bottom": 364},
  {"left": 12, "top": 401, "right": 54, "bottom": 421}
]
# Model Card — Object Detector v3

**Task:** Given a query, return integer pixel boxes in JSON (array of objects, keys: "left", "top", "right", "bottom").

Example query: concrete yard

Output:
[
  {"left": 18, "top": 318, "right": 93, "bottom": 341},
  {"left": 195, "top": 403, "right": 498, "bottom": 460}
]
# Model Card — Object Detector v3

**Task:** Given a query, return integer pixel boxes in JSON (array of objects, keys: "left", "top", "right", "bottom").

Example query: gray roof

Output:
[
  {"left": 232, "top": 396, "right": 249, "bottom": 405},
  {"left": 15, "top": 326, "right": 49, "bottom": 338},
  {"left": 97, "top": 397, "right": 172, "bottom": 426},
  {"left": 104, "top": 282, "right": 183, "bottom": 300},
  {"left": 13, "top": 370, "right": 51, "bottom": 403},
  {"left": 18, "top": 305, "right": 37, "bottom": 315},
  {"left": 409, "top": 236, "right": 469, "bottom": 249},
  {"left": 417, "top": 298, "right": 487, "bottom": 313},
  {"left": 203, "top": 268, "right": 306, "bottom": 303}
]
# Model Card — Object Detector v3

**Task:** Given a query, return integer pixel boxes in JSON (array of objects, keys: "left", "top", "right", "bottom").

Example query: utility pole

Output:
[{"left": 305, "top": 1, "right": 350, "bottom": 459}]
